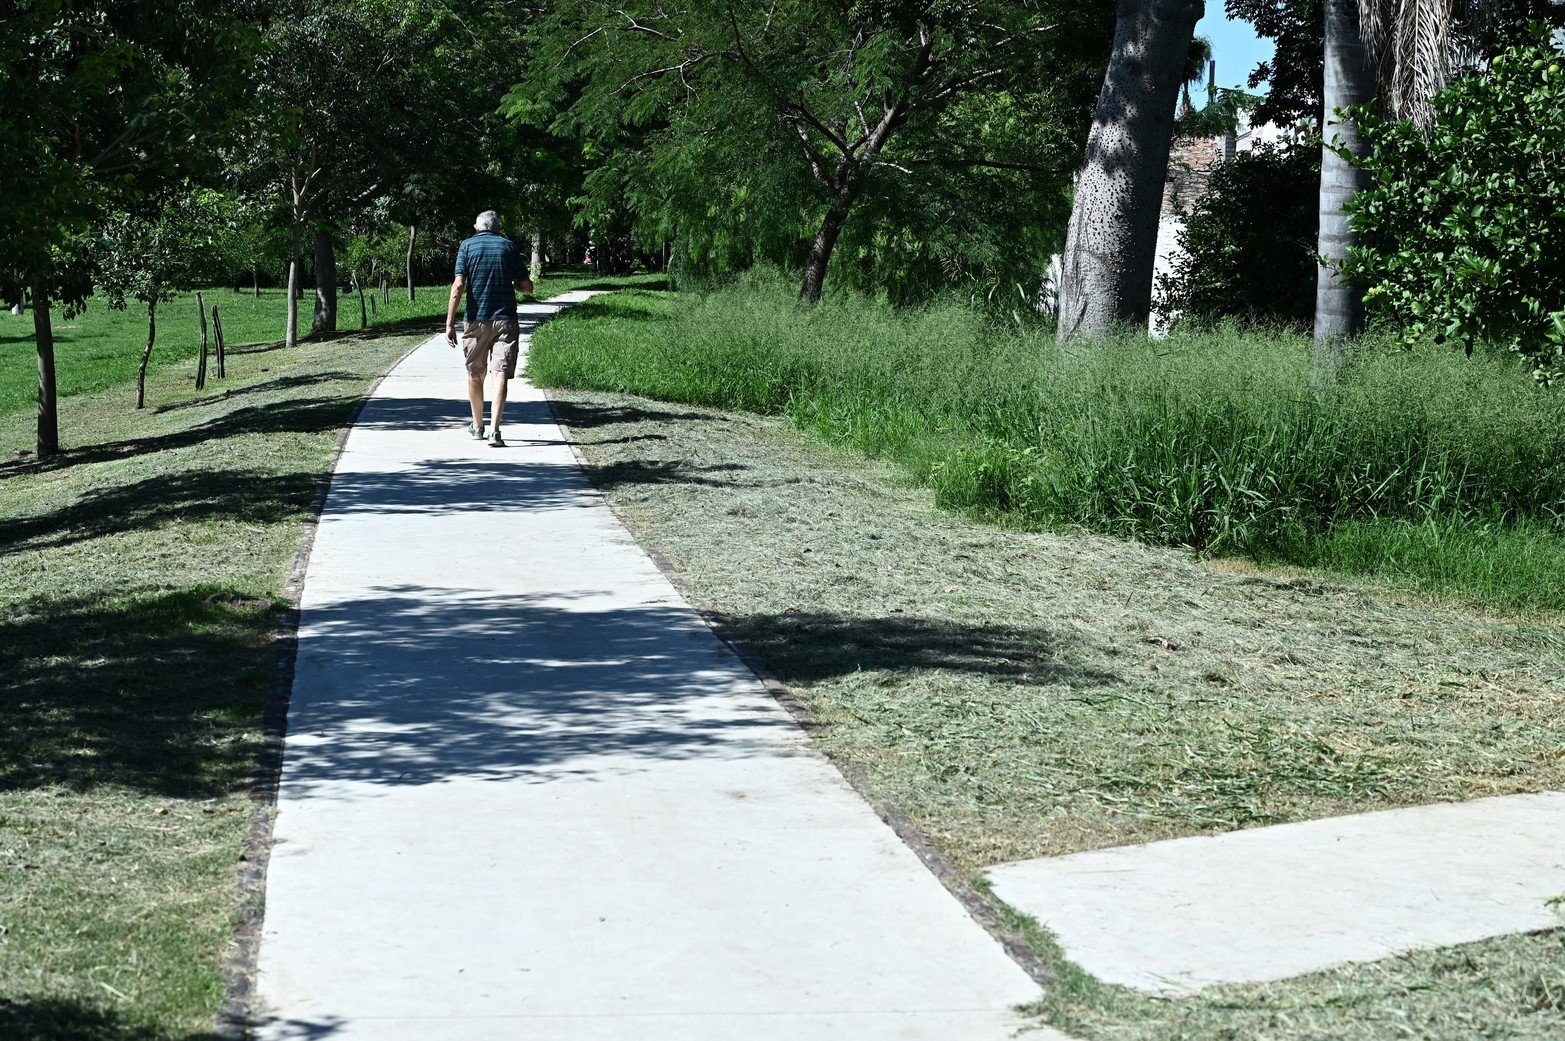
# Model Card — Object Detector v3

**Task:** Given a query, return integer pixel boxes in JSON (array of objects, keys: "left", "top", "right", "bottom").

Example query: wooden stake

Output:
[
  {"left": 213, "top": 305, "right": 226, "bottom": 379},
  {"left": 196, "top": 291, "right": 209, "bottom": 390}
]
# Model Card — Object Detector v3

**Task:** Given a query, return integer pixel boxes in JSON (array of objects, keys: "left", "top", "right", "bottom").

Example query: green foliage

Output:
[
  {"left": 1157, "top": 142, "right": 1319, "bottom": 328},
  {"left": 98, "top": 187, "right": 237, "bottom": 312},
  {"left": 516, "top": 0, "right": 1109, "bottom": 301},
  {"left": 1345, "top": 31, "right": 1565, "bottom": 380},
  {"left": 1173, "top": 86, "right": 1265, "bottom": 140},
  {"left": 532, "top": 278, "right": 1565, "bottom": 612},
  {"left": 0, "top": 0, "right": 253, "bottom": 309}
]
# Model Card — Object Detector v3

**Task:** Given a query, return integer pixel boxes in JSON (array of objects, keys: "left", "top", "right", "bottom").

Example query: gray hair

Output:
[{"left": 475, "top": 210, "right": 500, "bottom": 232}]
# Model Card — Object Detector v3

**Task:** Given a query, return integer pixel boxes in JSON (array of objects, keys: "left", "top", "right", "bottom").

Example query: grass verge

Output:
[
  {"left": 529, "top": 277, "right": 1565, "bottom": 615},
  {"left": 542, "top": 384, "right": 1565, "bottom": 1040},
  {"left": 0, "top": 320, "right": 432, "bottom": 1038}
]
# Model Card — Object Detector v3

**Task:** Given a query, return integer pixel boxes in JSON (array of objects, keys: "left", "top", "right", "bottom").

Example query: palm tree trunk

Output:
[
  {"left": 1314, "top": 0, "right": 1377, "bottom": 363},
  {"left": 1058, "top": 0, "right": 1204, "bottom": 342}
]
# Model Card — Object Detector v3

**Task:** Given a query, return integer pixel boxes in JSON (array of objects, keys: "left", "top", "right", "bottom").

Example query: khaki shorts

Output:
[{"left": 461, "top": 320, "right": 521, "bottom": 378}]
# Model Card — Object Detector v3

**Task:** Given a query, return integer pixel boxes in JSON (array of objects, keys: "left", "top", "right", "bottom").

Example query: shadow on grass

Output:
[
  {"left": 0, "top": 468, "right": 320, "bottom": 555},
  {"left": 549, "top": 399, "right": 716, "bottom": 430},
  {"left": 0, "top": 998, "right": 342, "bottom": 1041},
  {"left": 152, "top": 372, "right": 360, "bottom": 414},
  {"left": 0, "top": 395, "right": 358, "bottom": 479},
  {"left": 719, "top": 610, "right": 1118, "bottom": 688},
  {"left": 0, "top": 589, "right": 273, "bottom": 797},
  {"left": 587, "top": 459, "right": 750, "bottom": 490}
]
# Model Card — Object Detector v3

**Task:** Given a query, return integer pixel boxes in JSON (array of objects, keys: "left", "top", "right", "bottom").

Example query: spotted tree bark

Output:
[
  {"left": 1314, "top": 0, "right": 1377, "bottom": 362},
  {"left": 1058, "top": 0, "right": 1203, "bottom": 342},
  {"left": 312, "top": 226, "right": 337, "bottom": 335}
]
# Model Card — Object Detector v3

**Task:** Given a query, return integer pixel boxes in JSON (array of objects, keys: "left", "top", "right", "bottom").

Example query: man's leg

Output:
[
  {"left": 487, "top": 370, "right": 510, "bottom": 428},
  {"left": 487, "top": 323, "right": 520, "bottom": 430},
  {"left": 467, "top": 374, "right": 486, "bottom": 427}
]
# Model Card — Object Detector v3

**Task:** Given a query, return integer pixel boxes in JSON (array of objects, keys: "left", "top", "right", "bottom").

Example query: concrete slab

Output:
[
  {"left": 253, "top": 294, "right": 1054, "bottom": 1040},
  {"left": 985, "top": 791, "right": 1565, "bottom": 994}
]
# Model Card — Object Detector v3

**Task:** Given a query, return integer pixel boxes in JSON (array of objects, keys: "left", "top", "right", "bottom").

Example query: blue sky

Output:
[{"left": 1192, "top": 7, "right": 1276, "bottom": 105}]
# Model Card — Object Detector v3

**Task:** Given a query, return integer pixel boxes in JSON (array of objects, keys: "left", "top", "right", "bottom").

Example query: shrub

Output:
[
  {"left": 1345, "top": 31, "right": 1565, "bottom": 381},
  {"left": 1156, "top": 141, "right": 1320, "bottom": 329}
]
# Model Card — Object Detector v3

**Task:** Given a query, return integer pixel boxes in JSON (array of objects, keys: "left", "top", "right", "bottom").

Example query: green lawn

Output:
[{"left": 0, "top": 270, "right": 663, "bottom": 430}]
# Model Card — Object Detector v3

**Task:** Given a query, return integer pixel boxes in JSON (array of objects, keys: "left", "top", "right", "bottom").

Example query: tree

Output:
[
  {"left": 1311, "top": 1, "right": 1563, "bottom": 359},
  {"left": 1343, "top": 31, "right": 1565, "bottom": 380},
  {"left": 526, "top": 0, "right": 1106, "bottom": 303},
  {"left": 99, "top": 188, "right": 231, "bottom": 408},
  {"left": 1058, "top": 0, "right": 1205, "bottom": 341},
  {"left": 0, "top": 0, "right": 249, "bottom": 456}
]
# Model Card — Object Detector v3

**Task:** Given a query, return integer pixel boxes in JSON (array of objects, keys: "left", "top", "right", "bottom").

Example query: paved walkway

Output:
[
  {"left": 987, "top": 790, "right": 1565, "bottom": 994},
  {"left": 253, "top": 294, "right": 1049, "bottom": 1040}
]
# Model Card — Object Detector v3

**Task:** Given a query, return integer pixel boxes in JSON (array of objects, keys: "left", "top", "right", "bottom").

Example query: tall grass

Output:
[{"left": 530, "top": 270, "right": 1565, "bottom": 612}]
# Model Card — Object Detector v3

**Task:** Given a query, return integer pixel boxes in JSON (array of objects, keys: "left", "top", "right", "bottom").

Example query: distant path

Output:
[{"left": 252, "top": 292, "right": 1051, "bottom": 1040}]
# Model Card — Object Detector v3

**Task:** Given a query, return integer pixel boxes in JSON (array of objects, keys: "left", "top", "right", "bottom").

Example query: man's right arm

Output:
[{"left": 445, "top": 275, "right": 465, "bottom": 347}]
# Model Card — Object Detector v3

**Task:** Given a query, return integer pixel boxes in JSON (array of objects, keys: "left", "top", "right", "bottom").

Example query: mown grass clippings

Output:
[
  {"left": 529, "top": 276, "right": 1565, "bottom": 615},
  {"left": 0, "top": 318, "right": 429, "bottom": 1038},
  {"left": 546, "top": 384, "right": 1565, "bottom": 1040}
]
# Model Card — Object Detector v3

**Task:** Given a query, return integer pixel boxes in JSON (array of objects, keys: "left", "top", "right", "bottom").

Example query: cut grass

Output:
[
  {"left": 544, "top": 385, "right": 1565, "bottom": 1040},
  {"left": 0, "top": 270, "right": 662, "bottom": 425},
  {"left": 0, "top": 320, "right": 431, "bottom": 1038}
]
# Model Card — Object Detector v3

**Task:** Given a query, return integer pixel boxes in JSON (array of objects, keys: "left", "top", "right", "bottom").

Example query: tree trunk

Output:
[
  {"left": 286, "top": 218, "right": 302, "bottom": 349},
  {"left": 1058, "top": 0, "right": 1204, "bottom": 342},
  {"left": 406, "top": 224, "right": 417, "bottom": 301},
  {"left": 356, "top": 274, "right": 367, "bottom": 329},
  {"left": 253, "top": 262, "right": 261, "bottom": 299},
  {"left": 136, "top": 300, "right": 157, "bottom": 409},
  {"left": 1314, "top": 0, "right": 1377, "bottom": 363},
  {"left": 32, "top": 278, "right": 58, "bottom": 458},
  {"left": 312, "top": 227, "right": 337, "bottom": 335},
  {"left": 530, "top": 230, "right": 544, "bottom": 283},
  {"left": 800, "top": 203, "right": 852, "bottom": 304}
]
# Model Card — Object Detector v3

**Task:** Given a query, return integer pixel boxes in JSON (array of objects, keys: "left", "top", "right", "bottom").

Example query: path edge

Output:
[
  {"left": 540, "top": 387, "right": 1058, "bottom": 992},
  {"left": 217, "top": 334, "right": 431, "bottom": 1040}
]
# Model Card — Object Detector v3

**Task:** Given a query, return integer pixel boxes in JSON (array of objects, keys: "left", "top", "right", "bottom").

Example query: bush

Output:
[
  {"left": 1156, "top": 141, "right": 1319, "bottom": 329},
  {"left": 532, "top": 275, "right": 1565, "bottom": 609},
  {"left": 1345, "top": 31, "right": 1565, "bottom": 381}
]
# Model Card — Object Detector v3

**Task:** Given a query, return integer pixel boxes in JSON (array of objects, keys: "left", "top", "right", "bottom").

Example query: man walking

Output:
[{"left": 445, "top": 210, "right": 533, "bottom": 447}]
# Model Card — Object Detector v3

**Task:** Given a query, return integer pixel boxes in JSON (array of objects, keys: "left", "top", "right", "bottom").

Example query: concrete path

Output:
[
  {"left": 985, "top": 790, "right": 1565, "bottom": 994},
  {"left": 253, "top": 294, "right": 1050, "bottom": 1040}
]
